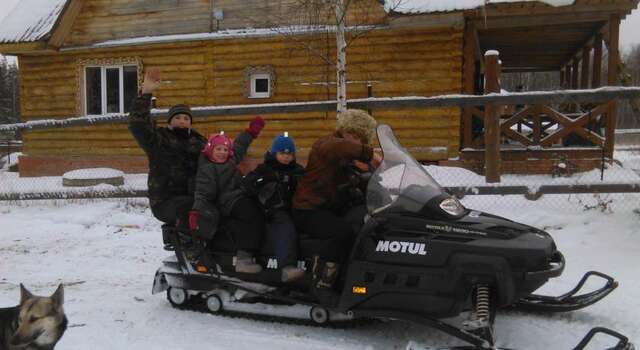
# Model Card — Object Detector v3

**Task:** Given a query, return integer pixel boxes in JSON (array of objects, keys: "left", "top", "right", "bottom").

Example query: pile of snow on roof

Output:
[
  {"left": 0, "top": 0, "right": 67, "bottom": 43},
  {"left": 384, "top": 0, "right": 575, "bottom": 14}
]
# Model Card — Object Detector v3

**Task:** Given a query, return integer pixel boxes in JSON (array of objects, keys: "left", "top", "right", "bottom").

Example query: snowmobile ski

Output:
[{"left": 513, "top": 271, "right": 618, "bottom": 313}]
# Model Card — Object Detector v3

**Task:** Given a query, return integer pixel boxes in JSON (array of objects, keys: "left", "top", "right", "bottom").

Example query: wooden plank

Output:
[
  {"left": 6, "top": 87, "right": 640, "bottom": 132},
  {"left": 605, "top": 14, "right": 620, "bottom": 158},
  {"left": 581, "top": 45, "right": 591, "bottom": 89},
  {"left": 592, "top": 32, "right": 603, "bottom": 88},
  {"left": 571, "top": 58, "right": 580, "bottom": 89},
  {"left": 48, "top": 0, "right": 83, "bottom": 48},
  {"left": 473, "top": 12, "right": 610, "bottom": 29},
  {"left": 484, "top": 51, "right": 501, "bottom": 182}
]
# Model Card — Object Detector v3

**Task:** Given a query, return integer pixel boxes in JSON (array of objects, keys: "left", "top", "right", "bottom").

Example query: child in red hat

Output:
[{"left": 189, "top": 117, "right": 266, "bottom": 274}]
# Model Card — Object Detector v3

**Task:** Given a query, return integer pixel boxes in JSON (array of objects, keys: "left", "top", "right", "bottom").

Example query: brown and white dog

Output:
[{"left": 0, "top": 284, "right": 67, "bottom": 350}]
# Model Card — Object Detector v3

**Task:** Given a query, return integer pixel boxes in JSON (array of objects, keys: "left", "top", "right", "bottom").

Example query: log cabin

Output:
[{"left": 0, "top": 0, "right": 638, "bottom": 177}]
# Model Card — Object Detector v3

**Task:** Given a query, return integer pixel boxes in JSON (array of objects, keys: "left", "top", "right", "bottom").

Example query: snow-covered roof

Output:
[
  {"left": 384, "top": 0, "right": 575, "bottom": 14},
  {"left": 0, "top": 0, "right": 583, "bottom": 45},
  {"left": 0, "top": 0, "right": 68, "bottom": 43}
]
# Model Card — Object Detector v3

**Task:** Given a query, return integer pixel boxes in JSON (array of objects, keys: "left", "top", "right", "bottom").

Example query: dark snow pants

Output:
[
  {"left": 262, "top": 210, "right": 299, "bottom": 266},
  {"left": 292, "top": 208, "right": 354, "bottom": 263},
  {"left": 227, "top": 197, "right": 265, "bottom": 253},
  {"left": 151, "top": 196, "right": 193, "bottom": 245},
  {"left": 151, "top": 196, "right": 193, "bottom": 228}
]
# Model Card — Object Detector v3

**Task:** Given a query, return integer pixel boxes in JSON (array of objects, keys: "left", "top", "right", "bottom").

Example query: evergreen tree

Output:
[{"left": 0, "top": 55, "right": 20, "bottom": 125}]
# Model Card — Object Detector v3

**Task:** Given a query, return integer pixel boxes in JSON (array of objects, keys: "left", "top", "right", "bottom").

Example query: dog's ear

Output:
[
  {"left": 19, "top": 284, "right": 34, "bottom": 305},
  {"left": 51, "top": 283, "right": 64, "bottom": 306}
]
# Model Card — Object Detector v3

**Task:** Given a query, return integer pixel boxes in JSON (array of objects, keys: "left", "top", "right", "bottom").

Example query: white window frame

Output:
[
  {"left": 83, "top": 65, "right": 135, "bottom": 115},
  {"left": 249, "top": 73, "right": 271, "bottom": 98}
]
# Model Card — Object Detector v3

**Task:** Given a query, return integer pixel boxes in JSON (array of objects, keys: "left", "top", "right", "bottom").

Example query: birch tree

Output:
[{"left": 254, "top": 0, "right": 403, "bottom": 113}]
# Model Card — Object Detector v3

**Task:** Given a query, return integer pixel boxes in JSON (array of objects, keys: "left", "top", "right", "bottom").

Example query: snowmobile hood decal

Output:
[
  {"left": 375, "top": 240, "right": 428, "bottom": 255},
  {"left": 424, "top": 223, "right": 487, "bottom": 236}
]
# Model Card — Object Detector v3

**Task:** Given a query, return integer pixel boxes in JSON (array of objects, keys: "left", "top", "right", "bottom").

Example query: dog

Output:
[{"left": 0, "top": 284, "right": 67, "bottom": 350}]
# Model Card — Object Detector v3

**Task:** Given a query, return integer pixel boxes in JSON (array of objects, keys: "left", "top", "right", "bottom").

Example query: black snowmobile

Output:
[{"left": 152, "top": 124, "right": 633, "bottom": 350}]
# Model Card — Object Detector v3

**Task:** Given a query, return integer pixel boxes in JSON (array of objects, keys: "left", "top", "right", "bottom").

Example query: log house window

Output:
[
  {"left": 249, "top": 73, "right": 271, "bottom": 98},
  {"left": 244, "top": 66, "right": 275, "bottom": 99},
  {"left": 84, "top": 65, "right": 138, "bottom": 115}
]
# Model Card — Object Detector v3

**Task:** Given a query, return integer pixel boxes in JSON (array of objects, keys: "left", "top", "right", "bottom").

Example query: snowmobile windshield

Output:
[{"left": 366, "top": 124, "right": 449, "bottom": 215}]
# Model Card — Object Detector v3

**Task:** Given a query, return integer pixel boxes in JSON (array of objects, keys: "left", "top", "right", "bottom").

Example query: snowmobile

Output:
[{"left": 152, "top": 124, "right": 633, "bottom": 350}]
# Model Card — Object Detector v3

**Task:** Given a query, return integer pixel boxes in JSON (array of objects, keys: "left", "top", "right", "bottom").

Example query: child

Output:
[
  {"left": 189, "top": 116, "right": 265, "bottom": 274},
  {"left": 242, "top": 133, "right": 305, "bottom": 282}
]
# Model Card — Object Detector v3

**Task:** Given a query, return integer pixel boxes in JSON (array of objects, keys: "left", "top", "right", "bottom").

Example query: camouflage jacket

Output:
[{"left": 128, "top": 94, "right": 206, "bottom": 206}]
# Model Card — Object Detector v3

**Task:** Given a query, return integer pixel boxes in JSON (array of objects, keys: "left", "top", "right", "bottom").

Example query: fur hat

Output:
[
  {"left": 203, "top": 132, "right": 234, "bottom": 162},
  {"left": 167, "top": 104, "right": 192, "bottom": 124},
  {"left": 271, "top": 133, "right": 296, "bottom": 154},
  {"left": 336, "top": 109, "right": 377, "bottom": 145}
]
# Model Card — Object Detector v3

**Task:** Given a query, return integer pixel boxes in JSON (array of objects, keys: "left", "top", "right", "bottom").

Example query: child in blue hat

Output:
[{"left": 242, "top": 132, "right": 305, "bottom": 282}]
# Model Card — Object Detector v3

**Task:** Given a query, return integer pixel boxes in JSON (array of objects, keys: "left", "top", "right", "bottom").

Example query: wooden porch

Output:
[{"left": 450, "top": 0, "right": 638, "bottom": 180}]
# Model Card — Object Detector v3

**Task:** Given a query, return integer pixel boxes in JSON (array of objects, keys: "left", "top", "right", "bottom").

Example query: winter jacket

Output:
[
  {"left": 292, "top": 133, "right": 373, "bottom": 211},
  {"left": 242, "top": 152, "right": 305, "bottom": 217},
  {"left": 128, "top": 94, "right": 206, "bottom": 207},
  {"left": 192, "top": 131, "right": 254, "bottom": 235}
]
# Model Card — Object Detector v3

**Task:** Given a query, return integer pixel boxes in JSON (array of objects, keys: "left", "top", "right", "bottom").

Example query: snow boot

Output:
[
  {"left": 235, "top": 250, "right": 263, "bottom": 274},
  {"left": 281, "top": 265, "right": 305, "bottom": 282},
  {"left": 161, "top": 224, "right": 176, "bottom": 251},
  {"left": 311, "top": 257, "right": 340, "bottom": 307}
]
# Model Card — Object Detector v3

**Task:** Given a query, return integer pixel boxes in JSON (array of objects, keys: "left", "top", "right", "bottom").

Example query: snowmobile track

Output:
[{"left": 168, "top": 296, "right": 379, "bottom": 329}]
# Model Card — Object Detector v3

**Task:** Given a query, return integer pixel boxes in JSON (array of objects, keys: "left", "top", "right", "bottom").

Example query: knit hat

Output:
[
  {"left": 167, "top": 104, "right": 193, "bottom": 124},
  {"left": 270, "top": 132, "right": 296, "bottom": 154},
  {"left": 203, "top": 132, "right": 234, "bottom": 162}
]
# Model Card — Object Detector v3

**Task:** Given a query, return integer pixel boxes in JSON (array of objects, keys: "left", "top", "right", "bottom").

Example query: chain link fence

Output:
[{"left": 1, "top": 130, "right": 640, "bottom": 215}]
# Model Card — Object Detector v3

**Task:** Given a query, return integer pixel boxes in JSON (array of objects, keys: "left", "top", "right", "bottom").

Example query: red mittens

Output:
[
  {"left": 246, "top": 116, "right": 265, "bottom": 138},
  {"left": 188, "top": 210, "right": 199, "bottom": 231}
]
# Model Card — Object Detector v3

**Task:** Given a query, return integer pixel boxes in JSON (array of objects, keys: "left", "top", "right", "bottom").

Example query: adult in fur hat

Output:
[
  {"left": 128, "top": 68, "right": 206, "bottom": 249},
  {"left": 292, "top": 109, "right": 380, "bottom": 305}
]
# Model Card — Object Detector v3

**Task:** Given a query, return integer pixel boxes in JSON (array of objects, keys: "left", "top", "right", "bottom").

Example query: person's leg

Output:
[
  {"left": 293, "top": 209, "right": 353, "bottom": 263},
  {"left": 293, "top": 209, "right": 354, "bottom": 305},
  {"left": 227, "top": 197, "right": 265, "bottom": 273},
  {"left": 264, "top": 210, "right": 304, "bottom": 281},
  {"left": 150, "top": 196, "right": 193, "bottom": 249},
  {"left": 151, "top": 196, "right": 193, "bottom": 225},
  {"left": 228, "top": 197, "right": 264, "bottom": 252},
  {"left": 264, "top": 210, "right": 299, "bottom": 265}
]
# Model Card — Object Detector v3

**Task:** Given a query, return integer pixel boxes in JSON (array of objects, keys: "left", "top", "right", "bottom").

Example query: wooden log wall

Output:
[
  {"left": 18, "top": 26, "right": 463, "bottom": 166},
  {"left": 66, "top": 0, "right": 387, "bottom": 47}
]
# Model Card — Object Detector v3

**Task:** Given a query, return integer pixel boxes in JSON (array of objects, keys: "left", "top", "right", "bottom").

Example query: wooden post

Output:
[
  {"left": 462, "top": 22, "right": 478, "bottom": 148},
  {"left": 571, "top": 58, "right": 580, "bottom": 111},
  {"left": 560, "top": 68, "right": 566, "bottom": 89},
  {"left": 592, "top": 32, "right": 603, "bottom": 88},
  {"left": 571, "top": 58, "right": 580, "bottom": 89},
  {"left": 605, "top": 14, "right": 620, "bottom": 158},
  {"left": 581, "top": 46, "right": 591, "bottom": 89},
  {"left": 484, "top": 50, "right": 501, "bottom": 183},
  {"left": 565, "top": 64, "right": 572, "bottom": 89}
]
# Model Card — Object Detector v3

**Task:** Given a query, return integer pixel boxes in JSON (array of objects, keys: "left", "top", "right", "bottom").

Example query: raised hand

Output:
[
  {"left": 246, "top": 116, "right": 265, "bottom": 138},
  {"left": 141, "top": 67, "right": 161, "bottom": 95}
]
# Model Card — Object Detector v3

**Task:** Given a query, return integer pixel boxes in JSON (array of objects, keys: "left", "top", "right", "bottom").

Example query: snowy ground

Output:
[{"left": 0, "top": 196, "right": 638, "bottom": 350}]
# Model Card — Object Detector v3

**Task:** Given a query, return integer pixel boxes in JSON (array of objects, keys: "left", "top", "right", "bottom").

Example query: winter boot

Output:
[
  {"left": 281, "top": 265, "right": 305, "bottom": 282},
  {"left": 161, "top": 224, "right": 176, "bottom": 251},
  {"left": 180, "top": 233, "right": 204, "bottom": 263},
  {"left": 235, "top": 250, "right": 263, "bottom": 274},
  {"left": 311, "top": 257, "right": 340, "bottom": 307}
]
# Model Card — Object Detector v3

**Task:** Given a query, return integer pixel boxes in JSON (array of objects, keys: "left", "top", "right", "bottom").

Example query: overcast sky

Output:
[{"left": 0, "top": 0, "right": 639, "bottom": 53}]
